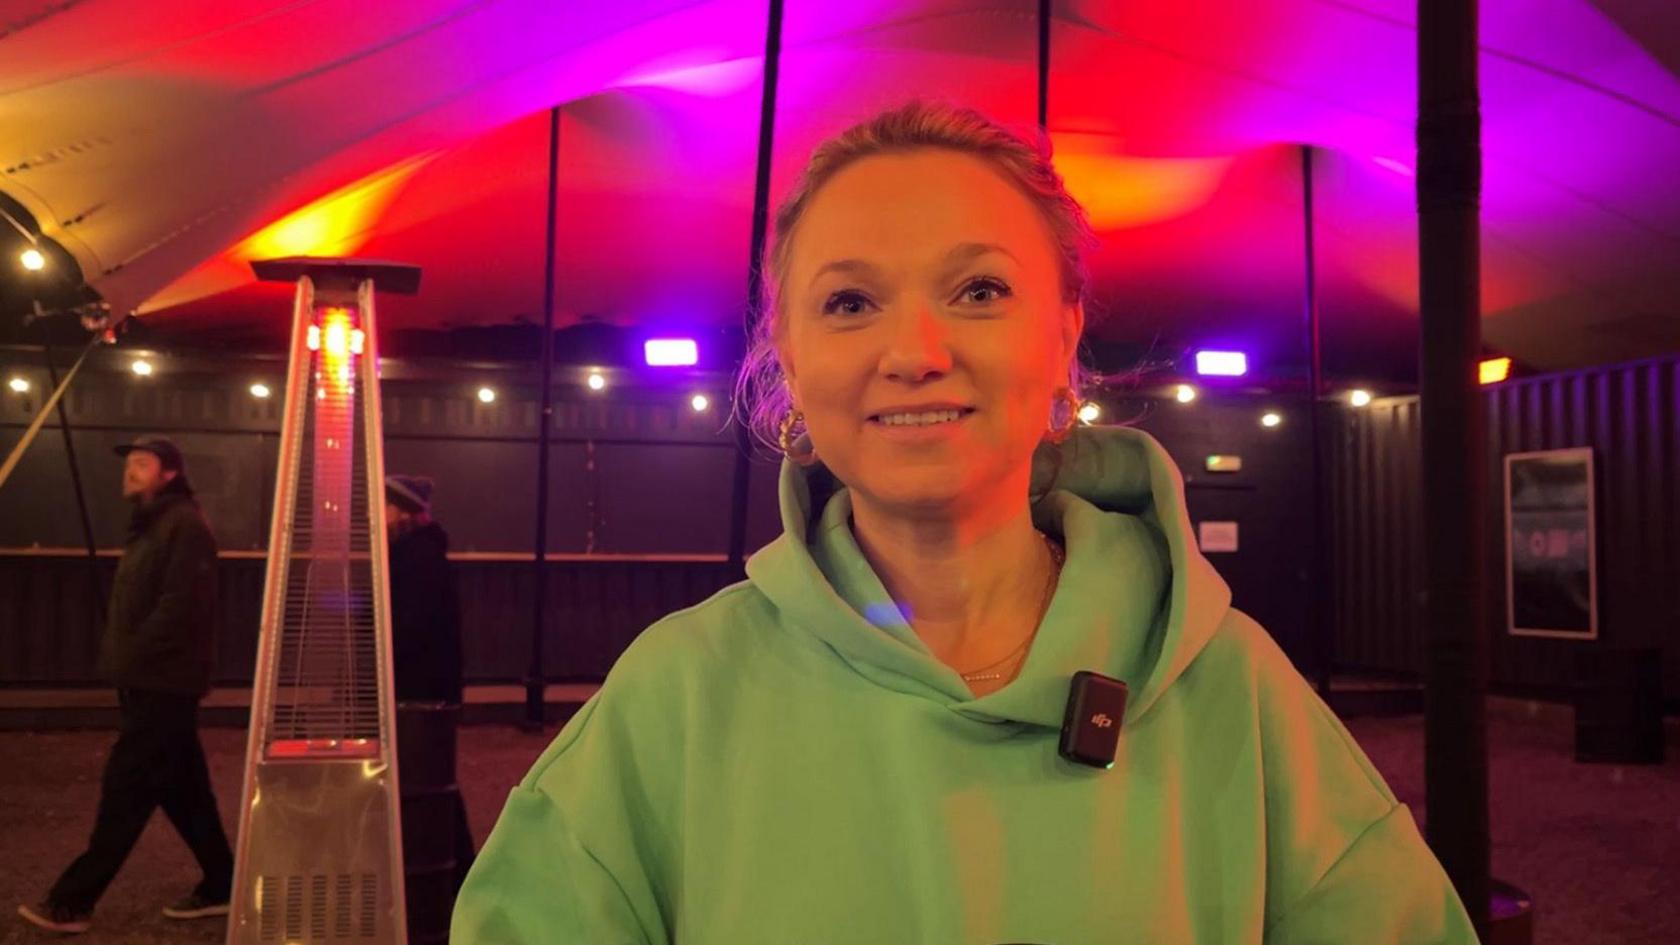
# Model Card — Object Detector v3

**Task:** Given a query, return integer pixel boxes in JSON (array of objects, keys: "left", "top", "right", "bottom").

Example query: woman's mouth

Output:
[{"left": 868, "top": 407, "right": 975, "bottom": 429}]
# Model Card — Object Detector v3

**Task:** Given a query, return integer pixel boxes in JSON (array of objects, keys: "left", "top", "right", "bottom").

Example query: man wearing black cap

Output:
[{"left": 19, "top": 436, "right": 235, "bottom": 934}]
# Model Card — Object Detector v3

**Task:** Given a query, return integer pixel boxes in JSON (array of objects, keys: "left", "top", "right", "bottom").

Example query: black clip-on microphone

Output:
[{"left": 1059, "top": 671, "right": 1128, "bottom": 769}]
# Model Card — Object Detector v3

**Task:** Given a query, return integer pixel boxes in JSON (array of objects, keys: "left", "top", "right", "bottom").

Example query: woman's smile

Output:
[{"left": 865, "top": 405, "right": 977, "bottom": 442}]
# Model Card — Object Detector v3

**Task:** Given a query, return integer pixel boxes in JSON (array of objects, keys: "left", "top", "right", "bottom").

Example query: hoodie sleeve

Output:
[
  {"left": 1264, "top": 805, "right": 1478, "bottom": 944},
  {"left": 450, "top": 780, "right": 655, "bottom": 944},
  {"left": 1218, "top": 613, "right": 1476, "bottom": 944},
  {"left": 452, "top": 681, "right": 674, "bottom": 944}
]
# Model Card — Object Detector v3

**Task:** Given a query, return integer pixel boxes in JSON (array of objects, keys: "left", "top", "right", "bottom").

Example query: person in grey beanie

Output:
[{"left": 385, "top": 474, "right": 475, "bottom": 891}]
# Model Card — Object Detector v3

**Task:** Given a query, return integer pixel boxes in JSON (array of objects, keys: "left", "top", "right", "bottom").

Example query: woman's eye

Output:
[
  {"left": 822, "top": 290, "right": 874, "bottom": 316},
  {"left": 958, "top": 277, "right": 1012, "bottom": 305}
]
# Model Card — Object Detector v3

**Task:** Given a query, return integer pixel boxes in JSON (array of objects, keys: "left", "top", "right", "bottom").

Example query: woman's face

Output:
[{"left": 778, "top": 148, "right": 1082, "bottom": 515}]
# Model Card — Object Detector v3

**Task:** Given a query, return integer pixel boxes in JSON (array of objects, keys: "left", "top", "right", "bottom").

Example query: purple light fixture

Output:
[
  {"left": 644, "top": 338, "right": 699, "bottom": 367},
  {"left": 1194, "top": 350, "right": 1248, "bottom": 378}
]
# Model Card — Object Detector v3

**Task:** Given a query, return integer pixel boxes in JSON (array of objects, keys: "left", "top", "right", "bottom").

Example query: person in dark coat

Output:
[
  {"left": 385, "top": 474, "right": 475, "bottom": 888},
  {"left": 19, "top": 436, "right": 235, "bottom": 935},
  {"left": 386, "top": 474, "right": 465, "bottom": 704}
]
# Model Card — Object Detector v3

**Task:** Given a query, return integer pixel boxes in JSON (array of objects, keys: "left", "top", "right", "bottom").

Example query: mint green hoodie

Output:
[{"left": 453, "top": 427, "right": 1475, "bottom": 944}]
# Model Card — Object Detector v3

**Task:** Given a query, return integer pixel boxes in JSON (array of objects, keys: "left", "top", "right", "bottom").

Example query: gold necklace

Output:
[{"left": 959, "top": 533, "right": 1065, "bottom": 683}]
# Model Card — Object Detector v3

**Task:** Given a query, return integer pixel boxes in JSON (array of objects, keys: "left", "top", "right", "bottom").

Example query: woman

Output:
[{"left": 453, "top": 102, "right": 1474, "bottom": 944}]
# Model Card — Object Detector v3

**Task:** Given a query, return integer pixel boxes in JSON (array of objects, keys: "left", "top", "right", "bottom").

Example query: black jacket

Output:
[
  {"left": 99, "top": 480, "right": 219, "bottom": 697},
  {"left": 389, "top": 520, "right": 464, "bottom": 704}
]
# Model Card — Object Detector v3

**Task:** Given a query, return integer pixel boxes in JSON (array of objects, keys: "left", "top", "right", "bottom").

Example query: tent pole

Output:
[
  {"left": 1418, "top": 0, "right": 1490, "bottom": 935},
  {"left": 1300, "top": 145, "right": 1332, "bottom": 698},
  {"left": 43, "top": 342, "right": 104, "bottom": 628},
  {"left": 524, "top": 106, "right": 561, "bottom": 731},
  {"left": 1036, "top": 0, "right": 1051, "bottom": 130},
  {"left": 728, "top": 0, "right": 786, "bottom": 573}
]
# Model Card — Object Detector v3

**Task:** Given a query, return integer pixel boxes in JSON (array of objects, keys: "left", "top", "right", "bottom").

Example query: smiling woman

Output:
[{"left": 452, "top": 103, "right": 1476, "bottom": 945}]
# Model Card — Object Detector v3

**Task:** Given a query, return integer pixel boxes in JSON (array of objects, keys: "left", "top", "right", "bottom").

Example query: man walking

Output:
[{"left": 18, "top": 436, "right": 235, "bottom": 934}]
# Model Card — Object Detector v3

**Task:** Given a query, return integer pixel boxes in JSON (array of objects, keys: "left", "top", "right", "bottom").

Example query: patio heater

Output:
[{"left": 228, "top": 258, "right": 421, "bottom": 945}]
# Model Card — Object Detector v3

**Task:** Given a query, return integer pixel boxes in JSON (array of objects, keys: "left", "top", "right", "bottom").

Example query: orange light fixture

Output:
[{"left": 1479, "top": 358, "right": 1512, "bottom": 385}]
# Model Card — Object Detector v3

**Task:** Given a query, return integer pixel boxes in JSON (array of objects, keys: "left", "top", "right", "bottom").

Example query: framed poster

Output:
[
  {"left": 1197, "top": 521, "right": 1239, "bottom": 553},
  {"left": 1504, "top": 448, "right": 1598, "bottom": 639}
]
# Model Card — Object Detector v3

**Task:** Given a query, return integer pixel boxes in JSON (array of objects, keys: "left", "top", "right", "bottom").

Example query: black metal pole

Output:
[
  {"left": 43, "top": 342, "right": 103, "bottom": 625},
  {"left": 1037, "top": 0, "right": 1051, "bottom": 130},
  {"left": 727, "top": 0, "right": 785, "bottom": 572},
  {"left": 1418, "top": 0, "right": 1490, "bottom": 936},
  {"left": 524, "top": 105, "right": 562, "bottom": 731},
  {"left": 1301, "top": 145, "right": 1331, "bottom": 698}
]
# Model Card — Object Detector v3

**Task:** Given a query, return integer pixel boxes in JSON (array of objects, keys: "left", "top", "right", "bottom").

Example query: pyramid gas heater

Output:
[{"left": 230, "top": 259, "right": 421, "bottom": 945}]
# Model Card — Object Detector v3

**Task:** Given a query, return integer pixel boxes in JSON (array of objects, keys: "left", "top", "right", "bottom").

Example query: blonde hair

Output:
[{"left": 733, "top": 101, "right": 1100, "bottom": 452}]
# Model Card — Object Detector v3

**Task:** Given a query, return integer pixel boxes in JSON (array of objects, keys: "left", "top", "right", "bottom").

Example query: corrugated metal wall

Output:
[
  {"left": 0, "top": 350, "right": 776, "bottom": 686},
  {"left": 0, "top": 352, "right": 786, "bottom": 555},
  {"left": 1332, "top": 355, "right": 1679, "bottom": 701},
  {"left": 0, "top": 554, "right": 738, "bottom": 685},
  {"left": 2, "top": 349, "right": 1333, "bottom": 688}
]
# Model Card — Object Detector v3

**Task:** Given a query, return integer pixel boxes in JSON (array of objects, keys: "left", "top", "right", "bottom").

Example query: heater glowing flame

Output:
[{"left": 324, "top": 322, "right": 349, "bottom": 358}]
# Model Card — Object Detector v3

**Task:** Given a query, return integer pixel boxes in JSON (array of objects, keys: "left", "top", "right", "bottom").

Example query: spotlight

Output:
[
  {"left": 7, "top": 377, "right": 29, "bottom": 393},
  {"left": 1194, "top": 350, "right": 1248, "bottom": 378},
  {"left": 1349, "top": 389, "right": 1373, "bottom": 408},
  {"left": 645, "top": 338, "right": 699, "bottom": 367},
  {"left": 1261, "top": 412, "right": 1283, "bottom": 429},
  {"left": 1077, "top": 402, "right": 1102, "bottom": 425},
  {"left": 249, "top": 382, "right": 271, "bottom": 399},
  {"left": 1175, "top": 384, "right": 1197, "bottom": 404},
  {"left": 19, "top": 248, "right": 45, "bottom": 272},
  {"left": 477, "top": 386, "right": 497, "bottom": 404},
  {"left": 586, "top": 371, "right": 606, "bottom": 392},
  {"left": 131, "top": 359, "right": 154, "bottom": 377},
  {"left": 690, "top": 393, "right": 710, "bottom": 413},
  {"left": 1479, "top": 357, "right": 1511, "bottom": 385}
]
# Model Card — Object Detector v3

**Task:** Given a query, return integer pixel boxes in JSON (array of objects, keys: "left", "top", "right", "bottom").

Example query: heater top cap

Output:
[{"left": 251, "top": 257, "right": 422, "bottom": 295}]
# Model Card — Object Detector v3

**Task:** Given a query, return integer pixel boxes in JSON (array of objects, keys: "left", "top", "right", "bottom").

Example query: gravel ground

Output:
[{"left": 1, "top": 707, "right": 1675, "bottom": 944}]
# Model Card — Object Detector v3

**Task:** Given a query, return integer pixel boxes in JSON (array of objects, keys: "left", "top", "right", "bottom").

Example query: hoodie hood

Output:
[{"left": 745, "top": 425, "right": 1232, "bottom": 730}]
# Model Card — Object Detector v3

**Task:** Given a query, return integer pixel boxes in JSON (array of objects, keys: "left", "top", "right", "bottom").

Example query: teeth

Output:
[{"left": 878, "top": 409, "right": 963, "bottom": 426}]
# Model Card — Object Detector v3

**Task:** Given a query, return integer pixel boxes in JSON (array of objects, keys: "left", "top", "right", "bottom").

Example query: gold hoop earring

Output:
[
  {"left": 1046, "top": 387, "right": 1081, "bottom": 444},
  {"left": 778, "top": 408, "right": 818, "bottom": 465}
]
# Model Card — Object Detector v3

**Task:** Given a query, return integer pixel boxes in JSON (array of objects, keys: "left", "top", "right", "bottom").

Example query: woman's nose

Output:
[{"left": 877, "top": 301, "right": 953, "bottom": 383}]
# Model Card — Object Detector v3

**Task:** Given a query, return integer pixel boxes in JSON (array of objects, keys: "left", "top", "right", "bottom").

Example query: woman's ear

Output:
[
  {"left": 774, "top": 322, "right": 802, "bottom": 411},
  {"left": 1061, "top": 302, "right": 1086, "bottom": 373}
]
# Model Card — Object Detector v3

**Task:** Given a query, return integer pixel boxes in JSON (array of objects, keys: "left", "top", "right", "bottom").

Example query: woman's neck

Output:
[{"left": 848, "top": 489, "right": 1056, "bottom": 680}]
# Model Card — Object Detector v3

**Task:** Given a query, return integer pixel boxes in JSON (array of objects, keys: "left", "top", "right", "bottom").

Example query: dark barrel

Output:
[
  {"left": 397, "top": 702, "right": 464, "bottom": 945},
  {"left": 1574, "top": 648, "right": 1665, "bottom": 765}
]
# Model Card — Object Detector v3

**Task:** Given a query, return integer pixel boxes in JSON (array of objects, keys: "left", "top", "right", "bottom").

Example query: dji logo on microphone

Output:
[{"left": 1090, "top": 713, "right": 1114, "bottom": 729}]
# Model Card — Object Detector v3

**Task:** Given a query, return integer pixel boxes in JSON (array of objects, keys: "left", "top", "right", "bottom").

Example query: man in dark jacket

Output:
[
  {"left": 19, "top": 436, "right": 235, "bottom": 934},
  {"left": 385, "top": 474, "right": 475, "bottom": 888}
]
